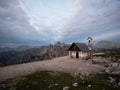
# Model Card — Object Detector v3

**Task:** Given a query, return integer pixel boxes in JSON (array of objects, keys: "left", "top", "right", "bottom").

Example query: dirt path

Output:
[{"left": 0, "top": 56, "right": 104, "bottom": 82}]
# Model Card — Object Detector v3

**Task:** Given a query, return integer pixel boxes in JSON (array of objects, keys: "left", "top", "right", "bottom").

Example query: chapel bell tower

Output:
[{"left": 87, "top": 37, "right": 93, "bottom": 59}]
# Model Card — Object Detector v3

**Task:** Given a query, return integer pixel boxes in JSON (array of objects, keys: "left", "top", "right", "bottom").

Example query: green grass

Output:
[
  {"left": 17, "top": 71, "right": 75, "bottom": 90},
  {"left": 15, "top": 71, "right": 120, "bottom": 90},
  {"left": 1, "top": 71, "right": 120, "bottom": 90}
]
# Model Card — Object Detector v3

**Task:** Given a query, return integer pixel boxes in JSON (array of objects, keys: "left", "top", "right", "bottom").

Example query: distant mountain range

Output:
[
  {"left": 0, "top": 42, "right": 69, "bottom": 65},
  {"left": 0, "top": 41, "right": 119, "bottom": 53},
  {"left": 0, "top": 40, "right": 119, "bottom": 66},
  {"left": 0, "top": 45, "right": 34, "bottom": 53},
  {"left": 94, "top": 41, "right": 120, "bottom": 49}
]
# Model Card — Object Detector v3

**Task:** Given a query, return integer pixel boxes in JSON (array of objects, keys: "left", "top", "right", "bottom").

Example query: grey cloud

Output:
[
  {"left": 0, "top": 0, "right": 52, "bottom": 47},
  {"left": 62, "top": 0, "right": 120, "bottom": 43},
  {"left": 0, "top": 0, "right": 120, "bottom": 47}
]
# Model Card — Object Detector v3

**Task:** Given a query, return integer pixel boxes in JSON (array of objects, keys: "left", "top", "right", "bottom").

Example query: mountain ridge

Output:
[
  {"left": 0, "top": 45, "right": 34, "bottom": 53},
  {"left": 94, "top": 40, "right": 120, "bottom": 49}
]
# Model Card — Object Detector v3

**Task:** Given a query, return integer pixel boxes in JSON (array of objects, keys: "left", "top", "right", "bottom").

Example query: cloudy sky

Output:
[{"left": 0, "top": 0, "right": 120, "bottom": 47}]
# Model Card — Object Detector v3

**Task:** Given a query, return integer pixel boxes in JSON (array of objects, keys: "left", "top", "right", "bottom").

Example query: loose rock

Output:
[
  {"left": 63, "top": 86, "right": 70, "bottom": 90},
  {"left": 72, "top": 82, "right": 78, "bottom": 87}
]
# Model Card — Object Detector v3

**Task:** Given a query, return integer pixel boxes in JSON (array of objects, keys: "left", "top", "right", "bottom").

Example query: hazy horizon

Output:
[{"left": 0, "top": 0, "right": 120, "bottom": 47}]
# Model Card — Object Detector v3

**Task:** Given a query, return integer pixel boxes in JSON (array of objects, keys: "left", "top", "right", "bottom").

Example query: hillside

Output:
[
  {"left": 0, "top": 56, "right": 119, "bottom": 90},
  {"left": 94, "top": 41, "right": 120, "bottom": 49},
  {"left": 0, "top": 56, "right": 104, "bottom": 82},
  {"left": 1, "top": 71, "right": 119, "bottom": 90}
]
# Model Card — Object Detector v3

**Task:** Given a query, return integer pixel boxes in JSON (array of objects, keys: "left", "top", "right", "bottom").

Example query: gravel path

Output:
[{"left": 0, "top": 56, "right": 104, "bottom": 82}]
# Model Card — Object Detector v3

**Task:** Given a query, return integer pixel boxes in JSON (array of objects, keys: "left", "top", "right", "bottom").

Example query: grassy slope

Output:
[
  {"left": 5, "top": 71, "right": 118, "bottom": 90},
  {"left": 0, "top": 71, "right": 120, "bottom": 90}
]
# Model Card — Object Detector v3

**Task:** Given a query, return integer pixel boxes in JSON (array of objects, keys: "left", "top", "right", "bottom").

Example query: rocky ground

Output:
[{"left": 0, "top": 56, "right": 104, "bottom": 82}]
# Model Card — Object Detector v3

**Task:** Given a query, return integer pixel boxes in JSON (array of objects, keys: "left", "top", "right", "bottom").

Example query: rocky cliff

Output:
[{"left": 0, "top": 43, "right": 70, "bottom": 65}]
